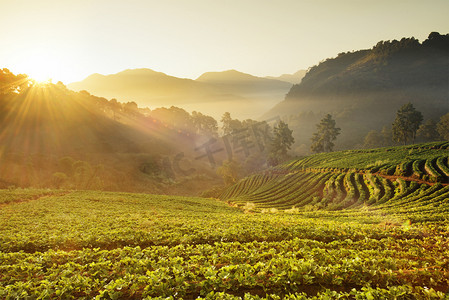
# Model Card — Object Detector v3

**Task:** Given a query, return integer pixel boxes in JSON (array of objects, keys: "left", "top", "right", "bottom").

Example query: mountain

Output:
[
  {"left": 69, "top": 68, "right": 212, "bottom": 105},
  {"left": 265, "top": 69, "right": 307, "bottom": 84},
  {"left": 264, "top": 32, "right": 449, "bottom": 152},
  {"left": 68, "top": 69, "right": 292, "bottom": 119}
]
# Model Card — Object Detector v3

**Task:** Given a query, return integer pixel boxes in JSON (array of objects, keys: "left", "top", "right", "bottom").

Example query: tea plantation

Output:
[{"left": 1, "top": 142, "right": 448, "bottom": 299}]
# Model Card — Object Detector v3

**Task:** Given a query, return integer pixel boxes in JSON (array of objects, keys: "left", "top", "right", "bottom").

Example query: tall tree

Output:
[
  {"left": 310, "top": 114, "right": 340, "bottom": 153},
  {"left": 437, "top": 113, "right": 449, "bottom": 140},
  {"left": 392, "top": 103, "right": 423, "bottom": 145},
  {"left": 269, "top": 120, "right": 295, "bottom": 165}
]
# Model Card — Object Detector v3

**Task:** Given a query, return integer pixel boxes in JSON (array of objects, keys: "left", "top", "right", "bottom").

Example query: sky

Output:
[{"left": 1, "top": 0, "right": 448, "bottom": 84}]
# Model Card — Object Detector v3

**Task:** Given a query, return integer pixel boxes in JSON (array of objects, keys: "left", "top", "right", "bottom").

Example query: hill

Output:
[
  {"left": 265, "top": 32, "right": 449, "bottom": 151},
  {"left": 69, "top": 69, "right": 292, "bottom": 119},
  {"left": 69, "top": 68, "right": 212, "bottom": 105},
  {"left": 265, "top": 69, "right": 307, "bottom": 84},
  {"left": 220, "top": 141, "right": 449, "bottom": 213},
  {"left": 196, "top": 69, "right": 291, "bottom": 94}
]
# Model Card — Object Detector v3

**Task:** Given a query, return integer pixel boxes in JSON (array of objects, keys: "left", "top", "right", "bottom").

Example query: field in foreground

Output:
[{"left": 1, "top": 187, "right": 448, "bottom": 299}]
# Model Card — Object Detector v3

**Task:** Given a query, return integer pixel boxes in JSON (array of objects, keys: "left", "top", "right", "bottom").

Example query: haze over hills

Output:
[
  {"left": 0, "top": 70, "right": 223, "bottom": 193},
  {"left": 69, "top": 69, "right": 294, "bottom": 119},
  {"left": 265, "top": 69, "right": 307, "bottom": 84},
  {"left": 265, "top": 32, "right": 449, "bottom": 152}
]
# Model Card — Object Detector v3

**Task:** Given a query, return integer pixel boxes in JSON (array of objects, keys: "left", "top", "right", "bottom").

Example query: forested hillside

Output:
[{"left": 266, "top": 32, "right": 449, "bottom": 151}]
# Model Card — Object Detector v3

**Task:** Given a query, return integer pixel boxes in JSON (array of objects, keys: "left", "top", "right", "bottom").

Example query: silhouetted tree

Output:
[
  {"left": 437, "top": 113, "right": 449, "bottom": 140},
  {"left": 311, "top": 114, "right": 340, "bottom": 153},
  {"left": 0, "top": 68, "right": 30, "bottom": 95},
  {"left": 392, "top": 103, "right": 423, "bottom": 145}
]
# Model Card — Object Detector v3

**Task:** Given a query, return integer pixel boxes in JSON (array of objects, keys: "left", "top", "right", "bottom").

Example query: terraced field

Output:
[{"left": 220, "top": 141, "right": 449, "bottom": 217}]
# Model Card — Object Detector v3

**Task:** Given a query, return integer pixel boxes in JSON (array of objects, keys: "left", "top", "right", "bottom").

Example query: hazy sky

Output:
[{"left": 1, "top": 0, "right": 448, "bottom": 83}]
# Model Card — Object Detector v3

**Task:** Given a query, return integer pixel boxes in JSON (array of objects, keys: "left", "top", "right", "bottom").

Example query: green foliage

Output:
[
  {"left": 310, "top": 114, "right": 340, "bottom": 153},
  {"left": 1, "top": 189, "right": 449, "bottom": 298}
]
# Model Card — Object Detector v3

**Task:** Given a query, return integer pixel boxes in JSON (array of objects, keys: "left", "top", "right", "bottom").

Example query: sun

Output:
[
  {"left": 29, "top": 73, "right": 53, "bottom": 84},
  {"left": 26, "top": 67, "right": 54, "bottom": 84},
  {"left": 20, "top": 50, "right": 60, "bottom": 84}
]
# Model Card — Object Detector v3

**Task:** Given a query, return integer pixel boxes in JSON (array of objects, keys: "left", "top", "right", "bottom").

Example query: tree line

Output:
[{"left": 364, "top": 103, "right": 449, "bottom": 148}]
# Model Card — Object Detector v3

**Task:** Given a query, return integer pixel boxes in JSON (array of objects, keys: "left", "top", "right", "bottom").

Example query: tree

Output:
[
  {"left": 109, "top": 98, "right": 121, "bottom": 120},
  {"left": 220, "top": 112, "right": 242, "bottom": 136},
  {"left": 192, "top": 111, "right": 218, "bottom": 137},
  {"left": 392, "top": 103, "right": 423, "bottom": 145},
  {"left": 437, "top": 113, "right": 449, "bottom": 140},
  {"left": 310, "top": 114, "right": 340, "bottom": 153},
  {"left": 123, "top": 101, "right": 139, "bottom": 116},
  {"left": 269, "top": 120, "right": 294, "bottom": 165},
  {"left": 0, "top": 68, "right": 30, "bottom": 95},
  {"left": 417, "top": 119, "right": 440, "bottom": 141}
]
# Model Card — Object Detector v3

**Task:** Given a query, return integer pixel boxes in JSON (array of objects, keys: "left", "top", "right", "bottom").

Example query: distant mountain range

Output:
[
  {"left": 264, "top": 32, "right": 449, "bottom": 151},
  {"left": 68, "top": 69, "right": 305, "bottom": 119},
  {"left": 265, "top": 70, "right": 307, "bottom": 84}
]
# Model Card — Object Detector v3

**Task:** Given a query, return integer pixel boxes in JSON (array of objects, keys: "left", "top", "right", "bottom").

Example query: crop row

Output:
[
  {"left": 1, "top": 188, "right": 449, "bottom": 299},
  {"left": 221, "top": 169, "right": 448, "bottom": 218},
  {"left": 223, "top": 172, "right": 332, "bottom": 211},
  {"left": 280, "top": 142, "right": 449, "bottom": 183},
  {"left": 1, "top": 232, "right": 448, "bottom": 299}
]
